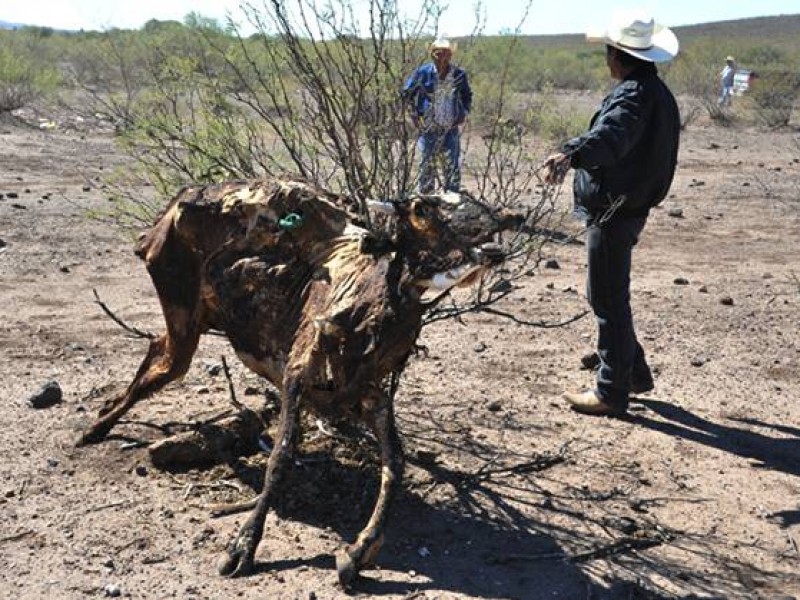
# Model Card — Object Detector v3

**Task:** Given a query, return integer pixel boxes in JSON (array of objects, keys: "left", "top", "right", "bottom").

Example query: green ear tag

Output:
[{"left": 279, "top": 212, "right": 304, "bottom": 230}]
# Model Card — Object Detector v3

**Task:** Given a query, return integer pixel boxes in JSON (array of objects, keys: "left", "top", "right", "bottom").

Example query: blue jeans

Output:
[
  {"left": 418, "top": 127, "right": 461, "bottom": 193},
  {"left": 585, "top": 216, "right": 652, "bottom": 408}
]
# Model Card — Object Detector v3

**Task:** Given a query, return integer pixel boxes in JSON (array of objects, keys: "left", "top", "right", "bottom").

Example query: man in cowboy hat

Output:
[
  {"left": 544, "top": 11, "right": 681, "bottom": 417},
  {"left": 719, "top": 55, "right": 736, "bottom": 107},
  {"left": 402, "top": 37, "right": 472, "bottom": 193}
]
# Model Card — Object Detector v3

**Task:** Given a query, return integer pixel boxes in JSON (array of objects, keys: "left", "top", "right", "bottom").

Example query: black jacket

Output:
[{"left": 563, "top": 63, "right": 680, "bottom": 219}]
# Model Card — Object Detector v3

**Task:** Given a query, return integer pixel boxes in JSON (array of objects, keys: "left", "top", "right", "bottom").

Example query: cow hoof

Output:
[
  {"left": 335, "top": 549, "right": 358, "bottom": 588},
  {"left": 218, "top": 549, "right": 254, "bottom": 578}
]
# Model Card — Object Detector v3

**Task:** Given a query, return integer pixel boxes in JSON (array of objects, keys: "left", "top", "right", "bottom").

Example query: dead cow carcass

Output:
[{"left": 79, "top": 177, "right": 522, "bottom": 585}]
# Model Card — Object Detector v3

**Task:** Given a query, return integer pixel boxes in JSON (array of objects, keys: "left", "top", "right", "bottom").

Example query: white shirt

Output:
[
  {"left": 720, "top": 65, "right": 735, "bottom": 87},
  {"left": 432, "top": 68, "right": 457, "bottom": 128}
]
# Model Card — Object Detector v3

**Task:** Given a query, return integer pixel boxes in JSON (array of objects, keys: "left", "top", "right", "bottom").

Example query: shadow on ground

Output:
[{"left": 631, "top": 398, "right": 800, "bottom": 477}]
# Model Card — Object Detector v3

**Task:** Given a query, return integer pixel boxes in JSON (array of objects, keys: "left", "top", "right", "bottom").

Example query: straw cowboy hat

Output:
[
  {"left": 587, "top": 10, "right": 678, "bottom": 63},
  {"left": 430, "top": 37, "right": 456, "bottom": 54}
]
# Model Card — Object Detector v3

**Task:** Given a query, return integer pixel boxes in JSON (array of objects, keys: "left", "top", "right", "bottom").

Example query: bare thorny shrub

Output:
[{"left": 76, "top": 0, "right": 574, "bottom": 335}]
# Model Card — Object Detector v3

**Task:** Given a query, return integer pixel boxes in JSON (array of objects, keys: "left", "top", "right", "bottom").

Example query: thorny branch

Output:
[
  {"left": 488, "top": 531, "right": 672, "bottom": 565},
  {"left": 92, "top": 288, "right": 153, "bottom": 339},
  {"left": 93, "top": 288, "right": 224, "bottom": 338},
  {"left": 220, "top": 355, "right": 244, "bottom": 412}
]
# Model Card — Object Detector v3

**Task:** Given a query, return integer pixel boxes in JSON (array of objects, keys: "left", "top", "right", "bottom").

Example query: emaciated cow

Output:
[{"left": 79, "top": 177, "right": 523, "bottom": 586}]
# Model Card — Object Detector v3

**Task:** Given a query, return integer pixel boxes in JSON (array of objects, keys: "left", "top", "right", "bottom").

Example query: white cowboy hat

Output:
[
  {"left": 587, "top": 10, "right": 678, "bottom": 63},
  {"left": 430, "top": 37, "right": 455, "bottom": 54}
]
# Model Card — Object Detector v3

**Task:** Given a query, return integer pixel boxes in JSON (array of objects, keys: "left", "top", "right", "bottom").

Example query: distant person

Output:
[
  {"left": 402, "top": 37, "right": 472, "bottom": 193},
  {"left": 543, "top": 11, "right": 681, "bottom": 416},
  {"left": 719, "top": 56, "right": 736, "bottom": 107}
]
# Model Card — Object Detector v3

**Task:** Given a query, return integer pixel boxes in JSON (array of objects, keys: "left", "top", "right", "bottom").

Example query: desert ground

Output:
[{"left": 1, "top": 102, "right": 799, "bottom": 600}]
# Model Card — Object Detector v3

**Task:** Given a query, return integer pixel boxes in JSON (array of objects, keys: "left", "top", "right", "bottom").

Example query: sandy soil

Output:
[{"left": 1, "top": 107, "right": 799, "bottom": 600}]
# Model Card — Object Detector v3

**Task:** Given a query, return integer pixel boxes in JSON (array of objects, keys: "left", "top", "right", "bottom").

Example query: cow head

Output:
[{"left": 367, "top": 191, "right": 524, "bottom": 292}]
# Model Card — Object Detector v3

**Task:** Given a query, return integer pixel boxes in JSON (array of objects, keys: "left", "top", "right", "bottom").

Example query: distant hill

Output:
[
  {"left": 673, "top": 13, "right": 800, "bottom": 40},
  {"left": 0, "top": 19, "right": 25, "bottom": 30},
  {"left": 514, "top": 13, "right": 800, "bottom": 48}
]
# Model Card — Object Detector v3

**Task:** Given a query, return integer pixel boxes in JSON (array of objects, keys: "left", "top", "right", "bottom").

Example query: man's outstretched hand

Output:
[{"left": 543, "top": 152, "right": 571, "bottom": 185}]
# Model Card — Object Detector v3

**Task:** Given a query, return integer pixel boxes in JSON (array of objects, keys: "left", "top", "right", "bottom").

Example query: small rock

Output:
[
  {"left": 135, "top": 465, "right": 148, "bottom": 477},
  {"left": 698, "top": 285, "right": 708, "bottom": 293},
  {"left": 417, "top": 546, "right": 431, "bottom": 558},
  {"left": 415, "top": 449, "right": 438, "bottom": 465},
  {"left": 473, "top": 342, "right": 487, "bottom": 353},
  {"left": 104, "top": 583, "right": 121, "bottom": 597},
  {"left": 195, "top": 386, "right": 211, "bottom": 395},
  {"left": 204, "top": 362, "right": 223, "bottom": 376},
  {"left": 580, "top": 351, "right": 600, "bottom": 370},
  {"left": 489, "top": 279, "right": 513, "bottom": 294},
  {"left": 82, "top": 185, "right": 92, "bottom": 192},
  {"left": 28, "top": 381, "right": 63, "bottom": 409},
  {"left": 667, "top": 208, "right": 684, "bottom": 218},
  {"left": 243, "top": 386, "right": 260, "bottom": 396},
  {"left": 742, "top": 181, "right": 750, "bottom": 187},
  {"left": 486, "top": 400, "right": 502, "bottom": 412},
  {"left": 720, "top": 296, "right": 734, "bottom": 306},
  {"left": 673, "top": 277, "right": 690, "bottom": 285},
  {"left": 59, "top": 265, "right": 70, "bottom": 273},
  {"left": 690, "top": 357, "right": 707, "bottom": 368},
  {"left": 6, "top": 192, "right": 18, "bottom": 199},
  {"left": 544, "top": 258, "right": 560, "bottom": 270}
]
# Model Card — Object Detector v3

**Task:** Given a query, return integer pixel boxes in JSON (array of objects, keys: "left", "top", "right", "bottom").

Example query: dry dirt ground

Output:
[{"left": 1, "top": 106, "right": 800, "bottom": 600}]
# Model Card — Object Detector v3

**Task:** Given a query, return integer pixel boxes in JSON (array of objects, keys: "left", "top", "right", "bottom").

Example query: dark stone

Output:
[
  {"left": 28, "top": 381, "right": 63, "bottom": 409},
  {"left": 580, "top": 351, "right": 601, "bottom": 370}
]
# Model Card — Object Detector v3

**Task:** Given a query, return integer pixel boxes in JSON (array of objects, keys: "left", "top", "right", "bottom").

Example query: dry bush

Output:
[
  {"left": 748, "top": 70, "right": 800, "bottom": 128},
  {"left": 73, "top": 0, "right": 570, "bottom": 331}
]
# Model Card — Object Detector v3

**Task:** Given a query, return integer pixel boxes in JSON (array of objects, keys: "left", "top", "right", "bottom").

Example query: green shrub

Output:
[
  {"left": 0, "top": 43, "right": 59, "bottom": 112},
  {"left": 523, "top": 88, "right": 592, "bottom": 144}
]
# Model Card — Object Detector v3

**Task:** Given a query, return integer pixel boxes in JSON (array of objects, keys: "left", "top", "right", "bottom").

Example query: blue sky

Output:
[{"left": 3, "top": 0, "right": 799, "bottom": 35}]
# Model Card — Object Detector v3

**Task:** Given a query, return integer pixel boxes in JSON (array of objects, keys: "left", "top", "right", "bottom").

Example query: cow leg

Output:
[
  {"left": 78, "top": 322, "right": 200, "bottom": 446},
  {"left": 218, "top": 379, "right": 301, "bottom": 577},
  {"left": 335, "top": 392, "right": 404, "bottom": 587}
]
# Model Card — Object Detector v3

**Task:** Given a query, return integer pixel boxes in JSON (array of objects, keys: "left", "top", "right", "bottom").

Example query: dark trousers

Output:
[{"left": 585, "top": 215, "right": 652, "bottom": 408}]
